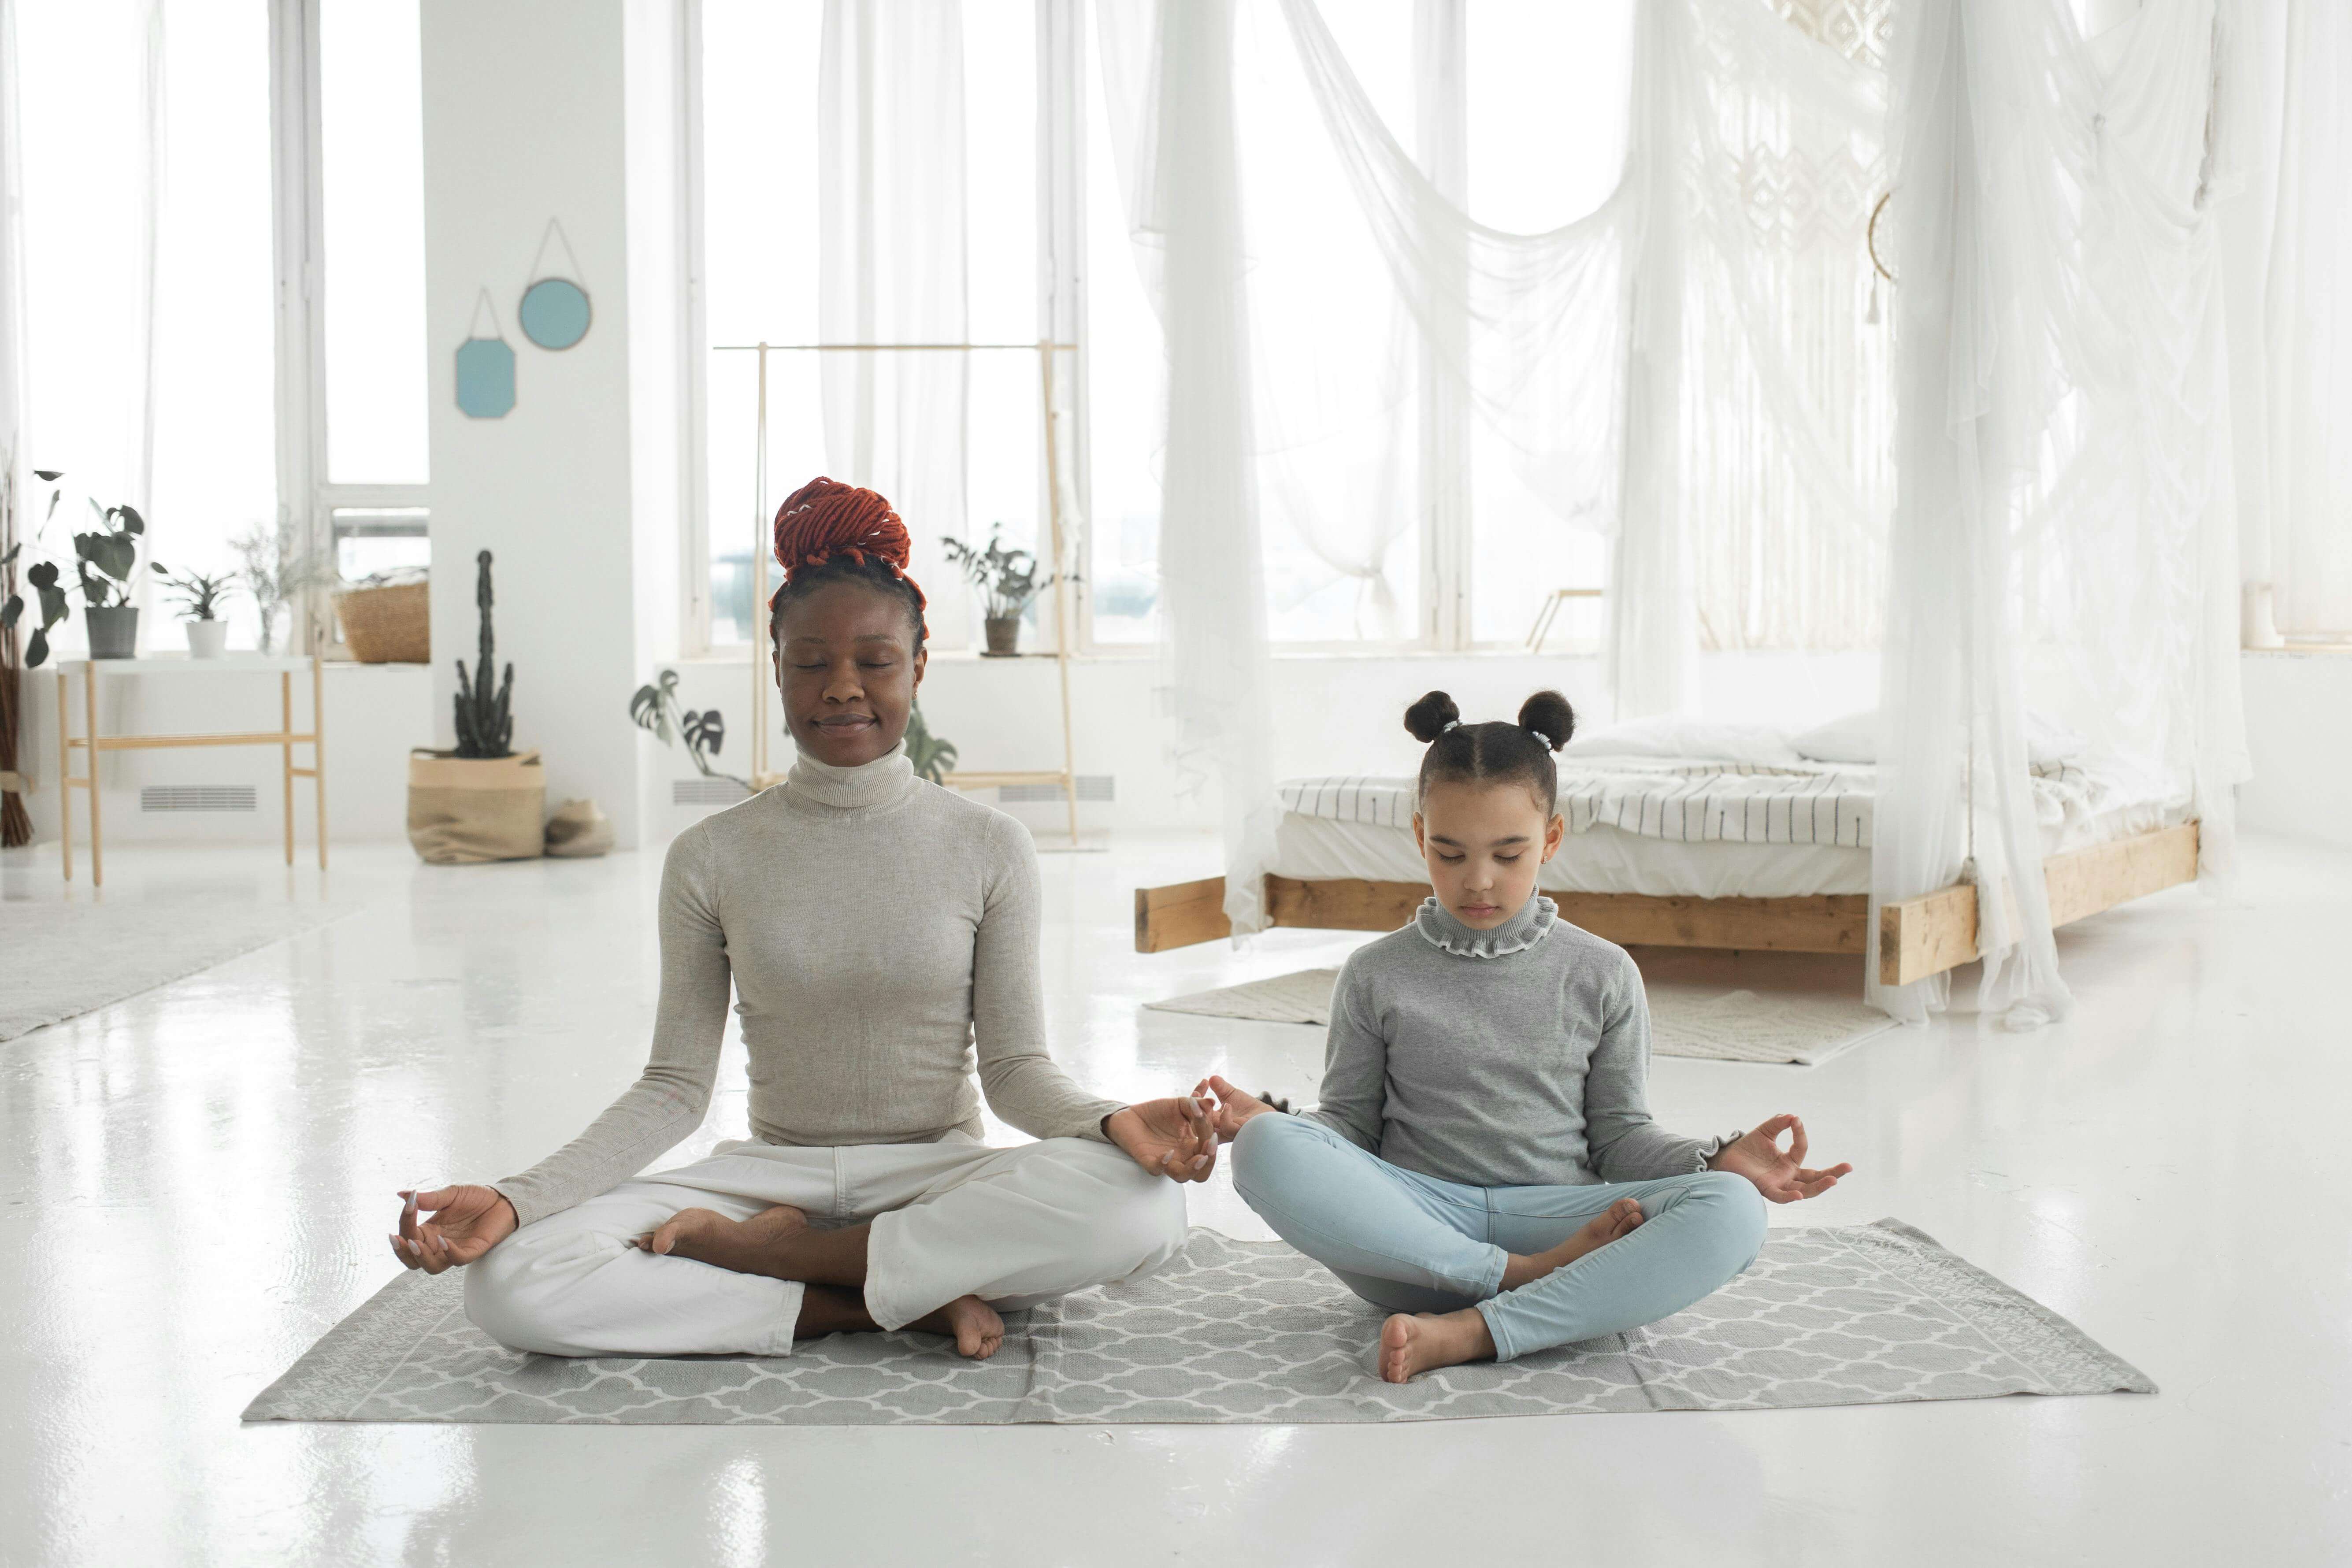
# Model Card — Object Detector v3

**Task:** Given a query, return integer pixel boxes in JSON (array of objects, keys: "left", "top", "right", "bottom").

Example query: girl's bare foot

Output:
[
  {"left": 1499, "top": 1198, "right": 1646, "bottom": 1290},
  {"left": 634, "top": 1203, "right": 810, "bottom": 1275},
  {"left": 1379, "top": 1308, "right": 1495, "bottom": 1383},
  {"left": 910, "top": 1294, "right": 1005, "bottom": 1359}
]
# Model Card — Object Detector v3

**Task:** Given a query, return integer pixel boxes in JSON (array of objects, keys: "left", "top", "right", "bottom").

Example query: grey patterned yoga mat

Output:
[
  {"left": 1146, "top": 968, "right": 1899, "bottom": 1065},
  {"left": 244, "top": 1221, "right": 2150, "bottom": 1425}
]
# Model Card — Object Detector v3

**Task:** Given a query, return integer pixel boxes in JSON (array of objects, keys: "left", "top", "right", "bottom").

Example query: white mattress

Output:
[{"left": 1267, "top": 755, "right": 2190, "bottom": 901}]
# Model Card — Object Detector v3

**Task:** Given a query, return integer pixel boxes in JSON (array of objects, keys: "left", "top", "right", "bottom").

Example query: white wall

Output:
[
  {"left": 2238, "top": 651, "right": 2352, "bottom": 850},
  {"left": 419, "top": 0, "right": 652, "bottom": 846}
]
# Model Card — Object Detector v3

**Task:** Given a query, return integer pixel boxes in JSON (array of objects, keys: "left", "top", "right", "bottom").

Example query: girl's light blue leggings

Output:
[{"left": 1230, "top": 1112, "right": 1768, "bottom": 1361}]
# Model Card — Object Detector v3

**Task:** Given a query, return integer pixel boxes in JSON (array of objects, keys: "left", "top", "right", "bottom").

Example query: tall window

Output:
[
  {"left": 312, "top": 0, "right": 430, "bottom": 591},
  {"left": 691, "top": 0, "right": 1633, "bottom": 656},
  {"left": 19, "top": 0, "right": 278, "bottom": 653},
  {"left": 696, "top": 0, "right": 1046, "bottom": 655}
]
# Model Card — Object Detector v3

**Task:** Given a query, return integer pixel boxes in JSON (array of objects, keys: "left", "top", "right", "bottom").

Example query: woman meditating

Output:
[
  {"left": 1203, "top": 690, "right": 1853, "bottom": 1383},
  {"left": 387, "top": 477, "right": 1217, "bottom": 1360}
]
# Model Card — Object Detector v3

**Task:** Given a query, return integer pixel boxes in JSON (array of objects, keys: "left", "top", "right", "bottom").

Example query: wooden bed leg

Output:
[
  {"left": 1135, "top": 877, "right": 1233, "bottom": 952},
  {"left": 1878, "top": 821, "right": 2202, "bottom": 987}
]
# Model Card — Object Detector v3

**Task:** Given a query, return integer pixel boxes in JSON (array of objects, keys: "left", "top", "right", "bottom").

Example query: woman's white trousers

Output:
[{"left": 464, "top": 1136, "right": 1186, "bottom": 1356}]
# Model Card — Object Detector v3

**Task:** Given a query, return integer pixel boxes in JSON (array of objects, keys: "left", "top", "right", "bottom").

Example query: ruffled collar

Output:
[
  {"left": 783, "top": 741, "right": 918, "bottom": 812},
  {"left": 1413, "top": 893, "right": 1557, "bottom": 959}
]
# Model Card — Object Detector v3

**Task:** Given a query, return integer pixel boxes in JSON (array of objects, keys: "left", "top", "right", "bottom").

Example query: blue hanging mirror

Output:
[
  {"left": 456, "top": 289, "right": 516, "bottom": 418},
  {"left": 519, "top": 218, "right": 592, "bottom": 350}
]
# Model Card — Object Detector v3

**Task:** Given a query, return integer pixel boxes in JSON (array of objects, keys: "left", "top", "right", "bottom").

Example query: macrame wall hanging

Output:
[
  {"left": 518, "top": 217, "right": 592, "bottom": 351},
  {"left": 454, "top": 288, "right": 516, "bottom": 418}
]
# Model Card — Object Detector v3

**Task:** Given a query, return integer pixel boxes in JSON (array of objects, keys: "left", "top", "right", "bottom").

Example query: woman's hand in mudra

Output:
[
  {"left": 389, "top": 1185, "right": 518, "bottom": 1273},
  {"left": 1707, "top": 1114, "right": 1852, "bottom": 1204},
  {"left": 1105, "top": 1094, "right": 1221, "bottom": 1183}
]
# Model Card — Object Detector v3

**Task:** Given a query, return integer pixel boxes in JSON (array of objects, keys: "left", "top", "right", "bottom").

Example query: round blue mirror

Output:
[{"left": 520, "top": 277, "right": 592, "bottom": 351}]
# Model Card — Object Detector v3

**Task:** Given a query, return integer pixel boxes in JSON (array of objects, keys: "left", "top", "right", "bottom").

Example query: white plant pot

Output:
[{"left": 186, "top": 619, "right": 230, "bottom": 659}]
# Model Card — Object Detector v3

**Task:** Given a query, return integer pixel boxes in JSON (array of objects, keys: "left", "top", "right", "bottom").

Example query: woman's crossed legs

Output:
[
  {"left": 464, "top": 1135, "right": 1186, "bottom": 1360},
  {"left": 1230, "top": 1112, "right": 1766, "bottom": 1382}
]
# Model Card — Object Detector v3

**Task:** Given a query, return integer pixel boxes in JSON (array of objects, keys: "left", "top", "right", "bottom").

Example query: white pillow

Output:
[
  {"left": 1789, "top": 709, "right": 2087, "bottom": 767},
  {"left": 1788, "top": 711, "right": 1877, "bottom": 766},
  {"left": 1560, "top": 716, "right": 1805, "bottom": 767}
]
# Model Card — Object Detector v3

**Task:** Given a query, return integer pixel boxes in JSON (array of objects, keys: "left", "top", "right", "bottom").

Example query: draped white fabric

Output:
[
  {"left": 2262, "top": 0, "right": 2352, "bottom": 635},
  {"left": 816, "top": 0, "right": 968, "bottom": 617},
  {"left": 0, "top": 0, "right": 22, "bottom": 502},
  {"left": 1098, "top": 0, "right": 1284, "bottom": 934},
  {"left": 1868, "top": 0, "right": 2248, "bottom": 1025}
]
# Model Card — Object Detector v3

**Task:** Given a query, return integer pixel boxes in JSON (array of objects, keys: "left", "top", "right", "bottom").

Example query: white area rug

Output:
[
  {"left": 1147, "top": 968, "right": 1899, "bottom": 1065},
  {"left": 242, "top": 1222, "right": 2151, "bottom": 1426},
  {"left": 0, "top": 897, "right": 359, "bottom": 1042}
]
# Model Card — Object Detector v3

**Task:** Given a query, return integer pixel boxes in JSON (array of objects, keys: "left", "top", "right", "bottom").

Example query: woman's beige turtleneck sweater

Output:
[{"left": 492, "top": 745, "right": 1124, "bottom": 1229}]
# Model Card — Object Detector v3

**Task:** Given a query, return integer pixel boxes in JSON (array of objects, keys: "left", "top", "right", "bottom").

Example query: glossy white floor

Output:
[{"left": 3, "top": 827, "right": 2347, "bottom": 1567}]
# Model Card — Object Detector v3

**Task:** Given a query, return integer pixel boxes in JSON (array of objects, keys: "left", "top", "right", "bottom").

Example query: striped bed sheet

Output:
[{"left": 1276, "top": 758, "right": 2155, "bottom": 853}]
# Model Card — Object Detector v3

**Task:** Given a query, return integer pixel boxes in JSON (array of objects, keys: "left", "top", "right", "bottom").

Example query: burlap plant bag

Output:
[{"left": 407, "top": 749, "right": 546, "bottom": 864}]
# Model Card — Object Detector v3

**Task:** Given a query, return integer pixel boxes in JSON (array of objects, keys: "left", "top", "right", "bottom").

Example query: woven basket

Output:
[{"left": 336, "top": 581, "right": 430, "bottom": 664}]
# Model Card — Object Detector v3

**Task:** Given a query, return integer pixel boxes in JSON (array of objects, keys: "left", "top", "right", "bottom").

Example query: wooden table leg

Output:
[
  {"left": 84, "top": 665, "right": 102, "bottom": 888},
  {"left": 56, "top": 669, "right": 71, "bottom": 882},
  {"left": 281, "top": 671, "right": 295, "bottom": 867},
  {"left": 312, "top": 657, "right": 327, "bottom": 869}
]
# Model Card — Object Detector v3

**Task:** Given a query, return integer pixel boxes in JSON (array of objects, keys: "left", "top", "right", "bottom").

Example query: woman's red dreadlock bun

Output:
[{"left": 770, "top": 476, "right": 928, "bottom": 617}]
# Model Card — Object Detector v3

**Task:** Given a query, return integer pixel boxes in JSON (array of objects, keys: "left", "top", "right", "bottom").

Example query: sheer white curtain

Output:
[
  {"left": 1869, "top": 0, "right": 2248, "bottom": 1026},
  {"left": 1276, "top": 0, "right": 1884, "bottom": 710},
  {"left": 1098, "top": 0, "right": 1282, "bottom": 933},
  {"left": 816, "top": 0, "right": 968, "bottom": 607},
  {"left": 2262, "top": 0, "right": 2352, "bottom": 636}
]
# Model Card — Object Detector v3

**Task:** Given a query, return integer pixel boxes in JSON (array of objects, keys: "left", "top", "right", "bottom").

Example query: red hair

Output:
[{"left": 768, "top": 476, "right": 928, "bottom": 636}]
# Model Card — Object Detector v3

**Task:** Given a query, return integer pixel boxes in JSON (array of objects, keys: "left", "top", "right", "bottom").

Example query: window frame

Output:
[{"left": 270, "top": 0, "right": 432, "bottom": 659}]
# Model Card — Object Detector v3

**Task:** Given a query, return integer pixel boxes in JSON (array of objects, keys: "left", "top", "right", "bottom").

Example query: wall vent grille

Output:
[
  {"left": 998, "top": 775, "right": 1114, "bottom": 804},
  {"left": 674, "top": 778, "right": 753, "bottom": 806},
  {"left": 141, "top": 785, "right": 258, "bottom": 813}
]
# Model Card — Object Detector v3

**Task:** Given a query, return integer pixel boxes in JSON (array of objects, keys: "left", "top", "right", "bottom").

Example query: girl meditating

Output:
[
  {"left": 386, "top": 477, "right": 1218, "bottom": 1360},
  {"left": 1203, "top": 690, "right": 1852, "bottom": 1383}
]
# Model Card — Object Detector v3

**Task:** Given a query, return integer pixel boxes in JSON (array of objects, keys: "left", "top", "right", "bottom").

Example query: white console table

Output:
[{"left": 55, "top": 655, "right": 327, "bottom": 886}]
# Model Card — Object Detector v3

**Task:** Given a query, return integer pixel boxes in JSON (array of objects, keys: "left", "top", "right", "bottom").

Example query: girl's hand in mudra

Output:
[
  {"left": 1105, "top": 1095, "right": 1221, "bottom": 1183},
  {"left": 1707, "top": 1114, "right": 1852, "bottom": 1204},
  {"left": 389, "top": 1185, "right": 518, "bottom": 1273},
  {"left": 1200, "top": 1075, "right": 1281, "bottom": 1143}
]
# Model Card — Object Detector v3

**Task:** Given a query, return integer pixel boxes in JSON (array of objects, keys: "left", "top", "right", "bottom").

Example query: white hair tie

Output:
[
  {"left": 1528, "top": 729, "right": 1552, "bottom": 749},
  {"left": 1440, "top": 719, "right": 1461, "bottom": 734}
]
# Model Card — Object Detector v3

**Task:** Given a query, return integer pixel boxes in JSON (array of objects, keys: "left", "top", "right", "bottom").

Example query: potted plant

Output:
[
  {"left": 905, "top": 702, "right": 958, "bottom": 784},
  {"left": 74, "top": 498, "right": 146, "bottom": 658},
  {"left": 405, "top": 550, "right": 544, "bottom": 863},
  {"left": 231, "top": 518, "right": 325, "bottom": 654},
  {"left": 939, "top": 526, "right": 1073, "bottom": 657},
  {"left": 630, "top": 668, "right": 748, "bottom": 790},
  {"left": 151, "top": 563, "right": 238, "bottom": 658}
]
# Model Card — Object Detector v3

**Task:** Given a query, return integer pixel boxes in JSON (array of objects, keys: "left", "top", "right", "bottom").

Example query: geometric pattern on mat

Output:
[
  {"left": 243, "top": 1221, "right": 2151, "bottom": 1426},
  {"left": 1145, "top": 968, "right": 1901, "bottom": 1065}
]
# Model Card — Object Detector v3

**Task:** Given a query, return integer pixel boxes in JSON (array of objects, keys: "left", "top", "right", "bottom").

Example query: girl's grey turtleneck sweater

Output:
[
  {"left": 1305, "top": 894, "right": 1740, "bottom": 1190},
  {"left": 492, "top": 745, "right": 1124, "bottom": 1230}
]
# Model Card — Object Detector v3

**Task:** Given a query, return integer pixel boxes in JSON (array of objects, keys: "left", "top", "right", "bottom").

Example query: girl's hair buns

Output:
[
  {"left": 1402, "top": 690, "right": 1462, "bottom": 743},
  {"left": 1517, "top": 689, "right": 1576, "bottom": 751}
]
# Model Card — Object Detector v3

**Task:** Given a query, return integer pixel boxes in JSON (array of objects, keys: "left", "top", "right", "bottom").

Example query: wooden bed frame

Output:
[{"left": 1134, "top": 821, "right": 2200, "bottom": 988}]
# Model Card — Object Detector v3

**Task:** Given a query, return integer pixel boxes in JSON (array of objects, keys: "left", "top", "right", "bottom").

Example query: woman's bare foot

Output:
[
  {"left": 1379, "top": 1308, "right": 1495, "bottom": 1383},
  {"left": 909, "top": 1294, "right": 1006, "bottom": 1359},
  {"left": 634, "top": 1203, "right": 811, "bottom": 1276},
  {"left": 1499, "top": 1198, "right": 1646, "bottom": 1290}
]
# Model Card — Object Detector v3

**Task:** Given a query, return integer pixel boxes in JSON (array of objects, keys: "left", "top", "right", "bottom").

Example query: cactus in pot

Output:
[{"left": 452, "top": 549, "right": 514, "bottom": 758}]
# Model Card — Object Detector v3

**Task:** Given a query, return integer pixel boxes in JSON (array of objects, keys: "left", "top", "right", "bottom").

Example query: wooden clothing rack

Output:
[{"left": 717, "top": 340, "right": 1083, "bottom": 844}]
